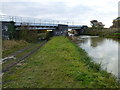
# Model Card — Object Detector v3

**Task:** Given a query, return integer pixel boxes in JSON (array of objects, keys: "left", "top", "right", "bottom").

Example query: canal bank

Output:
[
  {"left": 82, "top": 28, "right": 120, "bottom": 39},
  {"left": 3, "top": 36, "right": 119, "bottom": 88},
  {"left": 75, "top": 35, "right": 119, "bottom": 80}
]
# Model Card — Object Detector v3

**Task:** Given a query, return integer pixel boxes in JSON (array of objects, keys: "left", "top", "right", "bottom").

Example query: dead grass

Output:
[
  {"left": 2, "top": 40, "right": 28, "bottom": 51},
  {"left": 2, "top": 40, "right": 30, "bottom": 57}
]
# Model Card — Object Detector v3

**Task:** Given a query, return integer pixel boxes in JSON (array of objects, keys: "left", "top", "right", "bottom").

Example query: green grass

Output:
[
  {"left": 3, "top": 36, "right": 119, "bottom": 88},
  {"left": 2, "top": 41, "right": 45, "bottom": 70},
  {"left": 113, "top": 33, "right": 120, "bottom": 35}
]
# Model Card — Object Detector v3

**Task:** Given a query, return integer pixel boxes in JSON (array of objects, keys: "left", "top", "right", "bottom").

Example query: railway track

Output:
[
  {"left": 2, "top": 40, "right": 47, "bottom": 73},
  {"left": 2, "top": 41, "right": 42, "bottom": 63}
]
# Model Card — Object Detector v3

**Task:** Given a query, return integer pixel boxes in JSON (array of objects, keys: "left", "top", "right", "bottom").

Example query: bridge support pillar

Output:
[{"left": 54, "top": 24, "right": 68, "bottom": 36}]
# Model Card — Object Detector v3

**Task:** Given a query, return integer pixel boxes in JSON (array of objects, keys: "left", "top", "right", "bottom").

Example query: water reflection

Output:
[
  {"left": 77, "top": 35, "right": 119, "bottom": 78},
  {"left": 90, "top": 37, "right": 105, "bottom": 48}
]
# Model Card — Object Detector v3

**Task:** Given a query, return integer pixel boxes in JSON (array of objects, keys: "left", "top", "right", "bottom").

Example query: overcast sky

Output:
[{"left": 0, "top": 0, "right": 119, "bottom": 27}]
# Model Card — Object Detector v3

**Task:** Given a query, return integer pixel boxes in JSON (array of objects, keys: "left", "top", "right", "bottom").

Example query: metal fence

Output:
[{"left": 0, "top": 15, "right": 73, "bottom": 25}]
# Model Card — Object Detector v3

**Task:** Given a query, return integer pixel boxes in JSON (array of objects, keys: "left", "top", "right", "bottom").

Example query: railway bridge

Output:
[{"left": 0, "top": 15, "right": 87, "bottom": 39}]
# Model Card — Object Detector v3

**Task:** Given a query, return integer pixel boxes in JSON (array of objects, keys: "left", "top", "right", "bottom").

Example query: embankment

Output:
[
  {"left": 83, "top": 28, "right": 120, "bottom": 39},
  {"left": 3, "top": 36, "right": 119, "bottom": 88}
]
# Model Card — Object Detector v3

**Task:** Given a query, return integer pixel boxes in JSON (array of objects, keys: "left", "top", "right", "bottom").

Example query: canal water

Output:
[{"left": 76, "top": 35, "right": 120, "bottom": 79}]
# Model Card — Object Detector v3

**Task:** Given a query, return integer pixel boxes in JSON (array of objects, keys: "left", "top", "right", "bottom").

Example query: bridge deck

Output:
[{"left": 0, "top": 15, "right": 86, "bottom": 30}]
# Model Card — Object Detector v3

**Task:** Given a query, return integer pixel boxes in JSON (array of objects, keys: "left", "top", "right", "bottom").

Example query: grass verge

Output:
[
  {"left": 3, "top": 36, "right": 119, "bottom": 88},
  {"left": 2, "top": 40, "right": 32, "bottom": 57},
  {"left": 83, "top": 28, "right": 120, "bottom": 39},
  {"left": 2, "top": 41, "right": 45, "bottom": 70}
]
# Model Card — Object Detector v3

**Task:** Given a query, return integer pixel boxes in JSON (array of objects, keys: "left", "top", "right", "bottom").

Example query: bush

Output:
[{"left": 19, "top": 30, "right": 38, "bottom": 42}]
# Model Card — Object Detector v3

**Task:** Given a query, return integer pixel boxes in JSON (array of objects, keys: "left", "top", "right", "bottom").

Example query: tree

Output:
[
  {"left": 19, "top": 25, "right": 38, "bottom": 42},
  {"left": 90, "top": 20, "right": 104, "bottom": 29},
  {"left": 90, "top": 20, "right": 98, "bottom": 28},
  {"left": 110, "top": 17, "right": 120, "bottom": 28},
  {"left": 98, "top": 22, "right": 105, "bottom": 28},
  {"left": 8, "top": 21, "right": 16, "bottom": 40}
]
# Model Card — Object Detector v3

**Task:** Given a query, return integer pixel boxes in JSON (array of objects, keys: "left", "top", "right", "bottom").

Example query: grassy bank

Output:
[
  {"left": 3, "top": 36, "right": 119, "bottom": 88},
  {"left": 83, "top": 28, "right": 120, "bottom": 39}
]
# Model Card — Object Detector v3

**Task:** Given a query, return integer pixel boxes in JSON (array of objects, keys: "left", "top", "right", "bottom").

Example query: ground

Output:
[{"left": 3, "top": 36, "right": 119, "bottom": 88}]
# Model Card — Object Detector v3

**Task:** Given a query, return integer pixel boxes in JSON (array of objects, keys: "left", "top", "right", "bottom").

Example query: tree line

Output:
[{"left": 90, "top": 17, "right": 120, "bottom": 29}]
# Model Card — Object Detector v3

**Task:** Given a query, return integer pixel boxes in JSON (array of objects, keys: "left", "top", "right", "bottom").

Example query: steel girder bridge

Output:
[{"left": 0, "top": 15, "right": 86, "bottom": 30}]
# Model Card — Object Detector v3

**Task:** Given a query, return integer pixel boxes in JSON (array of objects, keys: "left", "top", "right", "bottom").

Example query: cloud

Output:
[{"left": 0, "top": 0, "right": 119, "bottom": 27}]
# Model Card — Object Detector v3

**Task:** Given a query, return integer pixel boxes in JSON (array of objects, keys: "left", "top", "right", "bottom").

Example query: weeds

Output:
[{"left": 2, "top": 40, "right": 31, "bottom": 57}]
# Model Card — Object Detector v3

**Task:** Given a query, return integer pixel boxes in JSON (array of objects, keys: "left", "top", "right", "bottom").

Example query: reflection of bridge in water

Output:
[{"left": 0, "top": 15, "right": 87, "bottom": 38}]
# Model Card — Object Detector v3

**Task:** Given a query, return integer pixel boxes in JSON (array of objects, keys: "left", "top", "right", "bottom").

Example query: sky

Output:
[{"left": 0, "top": 0, "right": 119, "bottom": 27}]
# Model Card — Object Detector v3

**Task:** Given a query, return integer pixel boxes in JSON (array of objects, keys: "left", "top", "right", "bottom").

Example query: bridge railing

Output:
[
  {"left": 0, "top": 15, "right": 86, "bottom": 30},
  {"left": 15, "top": 22, "right": 58, "bottom": 27},
  {"left": 0, "top": 15, "right": 73, "bottom": 25}
]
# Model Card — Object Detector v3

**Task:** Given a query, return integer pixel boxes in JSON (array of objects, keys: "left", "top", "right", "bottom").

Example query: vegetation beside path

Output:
[
  {"left": 83, "top": 28, "right": 120, "bottom": 39},
  {"left": 3, "top": 36, "right": 119, "bottom": 88},
  {"left": 2, "top": 40, "right": 31, "bottom": 57}
]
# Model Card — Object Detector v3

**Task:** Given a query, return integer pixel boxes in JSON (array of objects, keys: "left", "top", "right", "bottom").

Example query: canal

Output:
[{"left": 76, "top": 35, "right": 119, "bottom": 79}]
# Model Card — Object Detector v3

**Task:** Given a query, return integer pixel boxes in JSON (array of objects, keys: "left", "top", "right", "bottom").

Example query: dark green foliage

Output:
[
  {"left": 46, "top": 31, "right": 53, "bottom": 40},
  {"left": 82, "top": 28, "right": 120, "bottom": 39},
  {"left": 18, "top": 26, "right": 53, "bottom": 42},
  {"left": 8, "top": 22, "right": 16, "bottom": 40},
  {"left": 110, "top": 17, "right": 120, "bottom": 28},
  {"left": 19, "top": 30, "right": 38, "bottom": 43}
]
